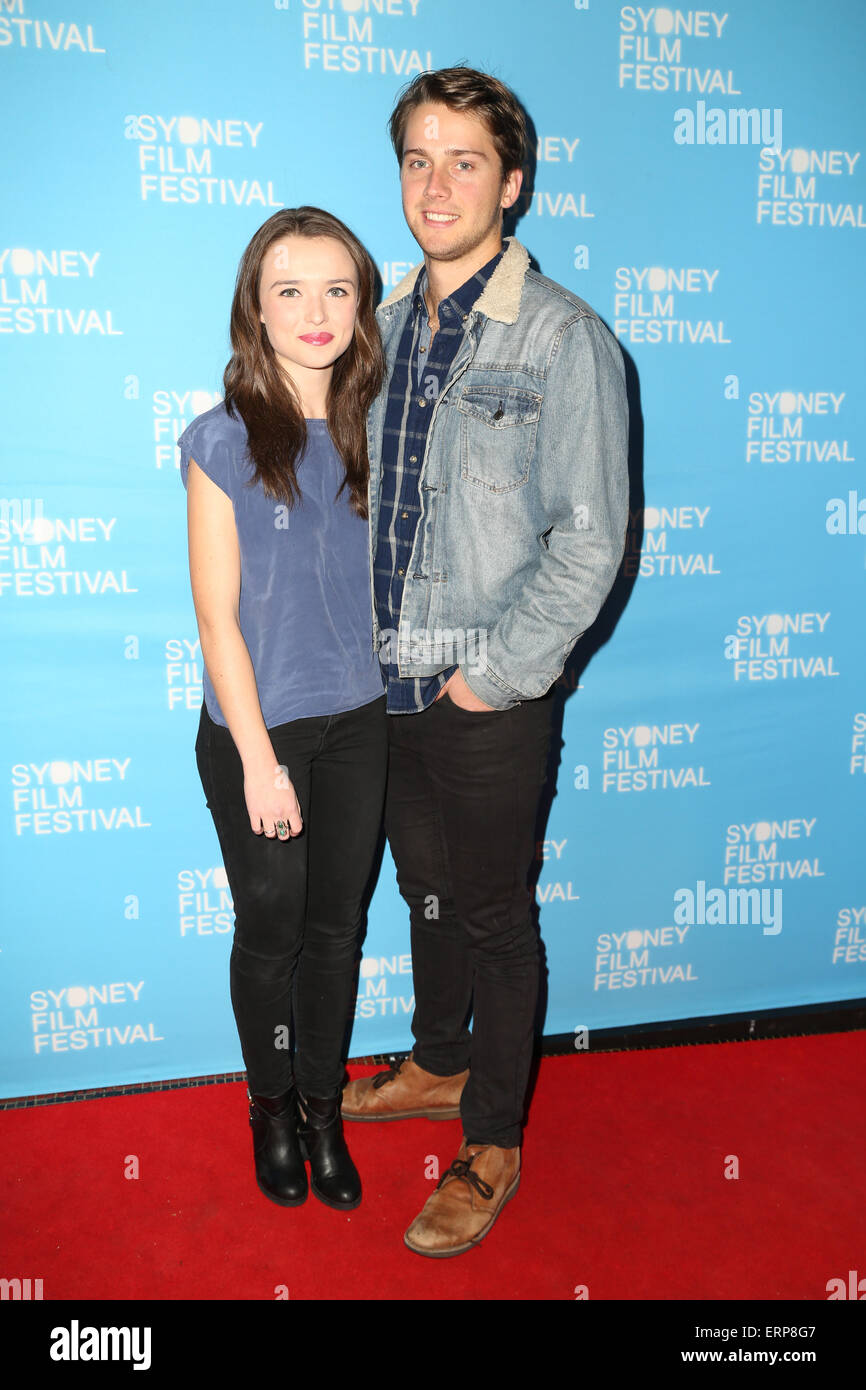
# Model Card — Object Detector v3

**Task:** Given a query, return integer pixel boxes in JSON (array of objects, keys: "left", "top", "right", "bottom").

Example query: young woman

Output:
[{"left": 179, "top": 207, "right": 387, "bottom": 1212}]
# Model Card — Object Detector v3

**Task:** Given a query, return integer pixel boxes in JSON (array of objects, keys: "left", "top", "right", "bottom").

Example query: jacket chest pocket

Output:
[{"left": 456, "top": 386, "right": 542, "bottom": 493}]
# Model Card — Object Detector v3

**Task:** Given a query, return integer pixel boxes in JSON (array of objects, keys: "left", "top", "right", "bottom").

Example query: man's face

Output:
[{"left": 399, "top": 102, "right": 522, "bottom": 263}]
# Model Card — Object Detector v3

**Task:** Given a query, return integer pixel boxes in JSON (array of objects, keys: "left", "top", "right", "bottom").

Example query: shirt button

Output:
[
  {"left": 401, "top": 511, "right": 409, "bottom": 519},
  {"left": 419, "top": 345, "right": 426, "bottom": 352},
  {"left": 409, "top": 455, "right": 418, "bottom": 463},
  {"left": 397, "top": 568, "right": 404, "bottom": 577},
  {"left": 419, "top": 399, "right": 426, "bottom": 408}
]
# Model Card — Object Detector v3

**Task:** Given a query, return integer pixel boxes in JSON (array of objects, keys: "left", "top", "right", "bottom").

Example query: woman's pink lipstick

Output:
[{"left": 299, "top": 332, "right": 334, "bottom": 345}]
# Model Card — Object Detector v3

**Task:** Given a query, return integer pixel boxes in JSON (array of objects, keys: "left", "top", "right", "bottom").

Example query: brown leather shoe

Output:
[
  {"left": 403, "top": 1139, "right": 520, "bottom": 1257},
  {"left": 341, "top": 1054, "right": 468, "bottom": 1122}
]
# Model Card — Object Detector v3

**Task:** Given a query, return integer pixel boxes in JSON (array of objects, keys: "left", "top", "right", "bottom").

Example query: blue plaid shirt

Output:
[{"left": 374, "top": 248, "right": 505, "bottom": 714}]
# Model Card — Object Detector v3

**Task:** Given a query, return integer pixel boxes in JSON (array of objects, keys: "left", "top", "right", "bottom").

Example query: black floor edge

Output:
[{"left": 2, "top": 997, "right": 863, "bottom": 1109}]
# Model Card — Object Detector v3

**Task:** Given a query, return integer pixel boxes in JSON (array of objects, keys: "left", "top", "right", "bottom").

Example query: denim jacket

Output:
[{"left": 366, "top": 236, "right": 629, "bottom": 709}]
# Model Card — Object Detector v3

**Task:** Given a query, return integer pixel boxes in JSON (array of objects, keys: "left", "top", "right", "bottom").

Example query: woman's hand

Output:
[
  {"left": 243, "top": 757, "right": 304, "bottom": 839},
  {"left": 188, "top": 459, "right": 301, "bottom": 839}
]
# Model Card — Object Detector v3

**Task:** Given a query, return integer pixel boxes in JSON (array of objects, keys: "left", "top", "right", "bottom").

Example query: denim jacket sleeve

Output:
[{"left": 462, "top": 313, "right": 629, "bottom": 708}]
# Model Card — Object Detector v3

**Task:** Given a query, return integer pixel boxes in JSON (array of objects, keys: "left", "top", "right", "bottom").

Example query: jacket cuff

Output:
[{"left": 459, "top": 665, "right": 523, "bottom": 710}]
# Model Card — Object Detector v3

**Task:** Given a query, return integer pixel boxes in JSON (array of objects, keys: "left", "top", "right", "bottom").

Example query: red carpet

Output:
[{"left": 1, "top": 1033, "right": 863, "bottom": 1301}]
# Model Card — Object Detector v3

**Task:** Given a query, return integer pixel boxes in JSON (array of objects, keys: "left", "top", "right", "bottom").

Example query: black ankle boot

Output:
[
  {"left": 296, "top": 1090, "right": 361, "bottom": 1210},
  {"left": 248, "top": 1086, "right": 308, "bottom": 1207}
]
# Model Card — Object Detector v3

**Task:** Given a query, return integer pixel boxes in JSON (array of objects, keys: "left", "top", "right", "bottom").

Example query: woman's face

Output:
[{"left": 258, "top": 234, "right": 359, "bottom": 388}]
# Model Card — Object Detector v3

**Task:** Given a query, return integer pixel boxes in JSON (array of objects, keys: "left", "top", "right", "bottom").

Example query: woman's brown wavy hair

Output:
[{"left": 223, "top": 207, "right": 384, "bottom": 517}]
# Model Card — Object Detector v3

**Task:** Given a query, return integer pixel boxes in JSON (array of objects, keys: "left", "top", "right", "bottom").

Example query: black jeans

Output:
[
  {"left": 385, "top": 688, "right": 554, "bottom": 1149},
  {"left": 195, "top": 695, "right": 387, "bottom": 1100}
]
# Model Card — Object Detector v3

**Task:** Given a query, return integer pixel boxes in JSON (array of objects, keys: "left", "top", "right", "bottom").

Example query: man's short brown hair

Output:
[{"left": 388, "top": 65, "right": 527, "bottom": 180}]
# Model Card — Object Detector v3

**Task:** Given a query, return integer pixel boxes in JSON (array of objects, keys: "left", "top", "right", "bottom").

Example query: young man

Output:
[{"left": 342, "top": 67, "right": 629, "bottom": 1257}]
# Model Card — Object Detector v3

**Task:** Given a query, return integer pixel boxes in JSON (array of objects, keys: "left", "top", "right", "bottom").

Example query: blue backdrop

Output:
[{"left": 2, "top": 0, "right": 864, "bottom": 1098}]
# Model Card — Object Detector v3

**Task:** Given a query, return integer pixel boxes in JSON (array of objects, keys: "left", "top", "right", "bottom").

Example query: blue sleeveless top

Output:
[{"left": 178, "top": 402, "right": 383, "bottom": 729}]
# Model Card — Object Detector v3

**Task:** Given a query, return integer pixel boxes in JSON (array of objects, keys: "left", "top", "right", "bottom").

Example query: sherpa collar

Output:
[{"left": 379, "top": 236, "right": 529, "bottom": 325}]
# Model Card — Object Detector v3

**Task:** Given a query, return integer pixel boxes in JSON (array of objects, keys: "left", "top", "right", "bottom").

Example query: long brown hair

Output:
[{"left": 223, "top": 207, "right": 384, "bottom": 517}]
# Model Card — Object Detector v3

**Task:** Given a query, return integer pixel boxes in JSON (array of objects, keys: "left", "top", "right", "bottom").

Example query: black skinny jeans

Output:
[
  {"left": 385, "top": 688, "right": 555, "bottom": 1149},
  {"left": 195, "top": 694, "right": 388, "bottom": 1100}
]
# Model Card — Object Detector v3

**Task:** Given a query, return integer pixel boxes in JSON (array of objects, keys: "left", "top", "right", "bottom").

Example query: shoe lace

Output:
[
  {"left": 437, "top": 1154, "right": 494, "bottom": 1201},
  {"left": 372, "top": 1058, "right": 404, "bottom": 1090}
]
